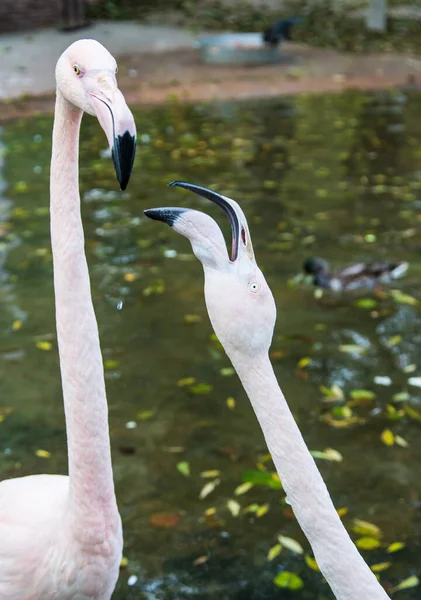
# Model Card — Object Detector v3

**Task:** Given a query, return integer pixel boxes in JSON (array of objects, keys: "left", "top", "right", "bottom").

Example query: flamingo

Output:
[
  {"left": 0, "top": 39, "right": 136, "bottom": 599},
  {"left": 144, "top": 182, "right": 390, "bottom": 600}
]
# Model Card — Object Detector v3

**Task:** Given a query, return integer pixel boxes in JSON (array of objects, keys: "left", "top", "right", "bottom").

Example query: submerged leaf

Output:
[
  {"left": 137, "top": 410, "right": 155, "bottom": 421},
  {"left": 189, "top": 383, "right": 213, "bottom": 395},
  {"left": 148, "top": 512, "right": 180, "bottom": 528},
  {"left": 177, "top": 377, "right": 196, "bottom": 387},
  {"left": 349, "top": 389, "right": 375, "bottom": 401},
  {"left": 201, "top": 470, "right": 220, "bottom": 478},
  {"left": 241, "top": 469, "right": 282, "bottom": 489}
]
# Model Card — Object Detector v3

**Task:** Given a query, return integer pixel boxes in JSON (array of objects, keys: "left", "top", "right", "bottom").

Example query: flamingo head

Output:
[
  {"left": 144, "top": 182, "right": 277, "bottom": 358},
  {"left": 55, "top": 39, "right": 136, "bottom": 190}
]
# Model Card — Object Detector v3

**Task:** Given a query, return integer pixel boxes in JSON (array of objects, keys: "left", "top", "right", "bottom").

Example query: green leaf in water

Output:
[
  {"left": 273, "top": 571, "right": 304, "bottom": 590},
  {"left": 177, "top": 461, "right": 190, "bottom": 477}
]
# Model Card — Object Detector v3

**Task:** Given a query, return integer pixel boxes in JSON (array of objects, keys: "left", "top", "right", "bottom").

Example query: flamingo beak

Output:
[
  {"left": 90, "top": 89, "right": 136, "bottom": 191},
  {"left": 144, "top": 207, "right": 189, "bottom": 225},
  {"left": 167, "top": 181, "right": 241, "bottom": 262}
]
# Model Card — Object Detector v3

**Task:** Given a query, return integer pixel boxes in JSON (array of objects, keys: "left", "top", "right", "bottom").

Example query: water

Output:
[{"left": 1, "top": 91, "right": 421, "bottom": 599}]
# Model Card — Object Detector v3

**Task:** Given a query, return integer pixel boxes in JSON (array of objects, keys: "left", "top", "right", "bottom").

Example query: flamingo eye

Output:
[
  {"left": 248, "top": 280, "right": 260, "bottom": 293},
  {"left": 73, "top": 64, "right": 82, "bottom": 76}
]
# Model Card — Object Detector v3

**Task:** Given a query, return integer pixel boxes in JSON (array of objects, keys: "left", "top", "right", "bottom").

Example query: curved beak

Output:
[
  {"left": 90, "top": 88, "right": 136, "bottom": 191},
  {"left": 168, "top": 181, "right": 241, "bottom": 261}
]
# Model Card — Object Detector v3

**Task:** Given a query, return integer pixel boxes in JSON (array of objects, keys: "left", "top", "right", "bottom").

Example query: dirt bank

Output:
[{"left": 1, "top": 43, "right": 420, "bottom": 122}]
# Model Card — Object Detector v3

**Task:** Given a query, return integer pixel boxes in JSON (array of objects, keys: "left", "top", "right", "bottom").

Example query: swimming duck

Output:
[{"left": 303, "top": 257, "right": 409, "bottom": 292}]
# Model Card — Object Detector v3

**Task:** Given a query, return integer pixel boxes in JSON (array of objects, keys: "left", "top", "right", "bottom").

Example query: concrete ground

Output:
[
  {"left": 1, "top": 19, "right": 421, "bottom": 122},
  {"left": 0, "top": 21, "right": 194, "bottom": 99}
]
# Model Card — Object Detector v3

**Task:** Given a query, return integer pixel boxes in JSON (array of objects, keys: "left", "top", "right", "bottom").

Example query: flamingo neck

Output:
[
  {"left": 228, "top": 351, "right": 389, "bottom": 600},
  {"left": 50, "top": 91, "right": 118, "bottom": 523}
]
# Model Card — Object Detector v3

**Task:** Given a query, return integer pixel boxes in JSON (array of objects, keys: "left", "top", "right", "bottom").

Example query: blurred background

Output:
[{"left": 1, "top": 1, "right": 421, "bottom": 599}]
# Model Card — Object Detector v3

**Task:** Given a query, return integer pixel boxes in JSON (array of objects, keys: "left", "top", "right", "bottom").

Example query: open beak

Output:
[
  {"left": 167, "top": 181, "right": 241, "bottom": 261},
  {"left": 90, "top": 88, "right": 136, "bottom": 191}
]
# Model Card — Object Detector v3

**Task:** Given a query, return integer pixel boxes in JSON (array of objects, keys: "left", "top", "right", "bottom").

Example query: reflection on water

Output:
[{"left": 1, "top": 91, "right": 421, "bottom": 599}]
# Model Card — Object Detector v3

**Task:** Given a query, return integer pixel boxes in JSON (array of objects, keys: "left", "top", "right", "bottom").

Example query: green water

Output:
[{"left": 1, "top": 91, "right": 421, "bottom": 599}]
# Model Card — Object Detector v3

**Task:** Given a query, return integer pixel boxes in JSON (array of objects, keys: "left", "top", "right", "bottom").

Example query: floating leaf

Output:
[
  {"left": 349, "top": 389, "right": 375, "bottom": 401},
  {"left": 177, "top": 461, "right": 190, "bottom": 477},
  {"left": 220, "top": 367, "right": 235, "bottom": 376},
  {"left": 189, "top": 383, "right": 213, "bottom": 395},
  {"left": 355, "top": 537, "right": 381, "bottom": 550},
  {"left": 387, "top": 542, "right": 405, "bottom": 553},
  {"left": 256, "top": 503, "right": 270, "bottom": 518},
  {"left": 199, "top": 479, "right": 220, "bottom": 500},
  {"left": 320, "top": 384, "right": 344, "bottom": 402},
  {"left": 371, "top": 562, "right": 391, "bottom": 573},
  {"left": 227, "top": 499, "right": 241, "bottom": 517},
  {"left": 339, "top": 344, "right": 367, "bottom": 355},
  {"left": 120, "top": 556, "right": 129, "bottom": 568},
  {"left": 193, "top": 555, "right": 209, "bottom": 566},
  {"left": 305, "top": 555, "right": 319, "bottom": 571},
  {"left": 267, "top": 544, "right": 282, "bottom": 561},
  {"left": 12, "top": 320, "right": 22, "bottom": 331},
  {"left": 36, "top": 341, "right": 52, "bottom": 351},
  {"left": 137, "top": 410, "right": 155, "bottom": 421},
  {"left": 226, "top": 397, "right": 236, "bottom": 410},
  {"left": 408, "top": 377, "right": 421, "bottom": 388},
  {"left": 352, "top": 519, "right": 382, "bottom": 538},
  {"left": 278, "top": 535, "right": 304, "bottom": 554},
  {"left": 177, "top": 377, "right": 196, "bottom": 387},
  {"left": 311, "top": 448, "right": 342, "bottom": 462},
  {"left": 35, "top": 449, "right": 51, "bottom": 458},
  {"left": 387, "top": 335, "right": 402, "bottom": 347},
  {"left": 392, "top": 575, "right": 419, "bottom": 592},
  {"left": 204, "top": 507, "right": 216, "bottom": 516},
  {"left": 234, "top": 482, "right": 253, "bottom": 496},
  {"left": 381, "top": 429, "right": 395, "bottom": 446},
  {"left": 373, "top": 376, "right": 392, "bottom": 386},
  {"left": 201, "top": 470, "right": 220, "bottom": 478},
  {"left": 124, "top": 273, "right": 137, "bottom": 282},
  {"left": 148, "top": 512, "right": 180, "bottom": 528},
  {"left": 337, "top": 507, "right": 349, "bottom": 518},
  {"left": 273, "top": 571, "right": 304, "bottom": 590}
]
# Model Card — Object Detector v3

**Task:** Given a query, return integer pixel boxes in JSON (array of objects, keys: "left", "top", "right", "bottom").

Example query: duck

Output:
[{"left": 303, "top": 256, "right": 409, "bottom": 292}]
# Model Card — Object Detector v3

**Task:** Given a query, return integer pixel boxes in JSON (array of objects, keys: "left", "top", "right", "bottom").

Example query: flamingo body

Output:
[{"left": 0, "top": 39, "right": 136, "bottom": 599}]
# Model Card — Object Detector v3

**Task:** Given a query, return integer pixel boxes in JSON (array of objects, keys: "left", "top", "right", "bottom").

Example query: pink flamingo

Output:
[
  {"left": 0, "top": 40, "right": 136, "bottom": 598},
  {"left": 145, "top": 182, "right": 390, "bottom": 600}
]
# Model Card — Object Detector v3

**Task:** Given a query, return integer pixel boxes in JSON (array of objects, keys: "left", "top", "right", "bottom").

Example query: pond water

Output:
[{"left": 0, "top": 90, "right": 421, "bottom": 599}]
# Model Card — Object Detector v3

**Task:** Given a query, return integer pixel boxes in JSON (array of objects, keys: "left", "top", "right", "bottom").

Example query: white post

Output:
[{"left": 366, "top": 0, "right": 387, "bottom": 32}]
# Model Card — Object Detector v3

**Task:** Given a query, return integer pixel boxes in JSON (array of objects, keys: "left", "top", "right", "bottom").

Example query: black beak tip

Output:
[
  {"left": 112, "top": 131, "right": 136, "bottom": 191},
  {"left": 144, "top": 207, "right": 189, "bottom": 226}
]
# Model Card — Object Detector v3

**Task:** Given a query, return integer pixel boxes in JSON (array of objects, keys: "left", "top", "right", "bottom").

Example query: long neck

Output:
[
  {"left": 229, "top": 351, "right": 389, "bottom": 600},
  {"left": 50, "top": 91, "right": 117, "bottom": 520}
]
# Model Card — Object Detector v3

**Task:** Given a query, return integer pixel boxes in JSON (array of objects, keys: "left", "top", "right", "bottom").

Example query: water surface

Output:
[{"left": 1, "top": 91, "right": 421, "bottom": 599}]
